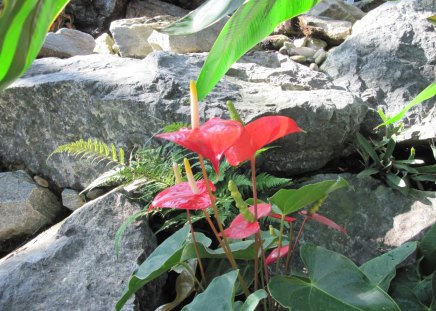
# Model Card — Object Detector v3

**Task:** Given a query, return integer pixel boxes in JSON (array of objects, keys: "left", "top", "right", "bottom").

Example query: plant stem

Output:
[
  {"left": 250, "top": 157, "right": 260, "bottom": 290},
  {"left": 187, "top": 210, "right": 206, "bottom": 286},
  {"left": 275, "top": 214, "right": 286, "bottom": 273},
  {"left": 287, "top": 217, "right": 308, "bottom": 273},
  {"left": 284, "top": 222, "right": 294, "bottom": 275},
  {"left": 179, "top": 261, "right": 205, "bottom": 291},
  {"left": 198, "top": 155, "right": 250, "bottom": 297}
]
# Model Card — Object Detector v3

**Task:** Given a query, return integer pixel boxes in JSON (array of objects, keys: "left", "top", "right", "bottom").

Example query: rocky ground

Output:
[{"left": 0, "top": 0, "right": 435, "bottom": 310}]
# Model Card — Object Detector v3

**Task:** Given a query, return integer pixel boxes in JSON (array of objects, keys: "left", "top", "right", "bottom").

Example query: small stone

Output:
[
  {"left": 86, "top": 188, "right": 107, "bottom": 200},
  {"left": 62, "top": 189, "right": 84, "bottom": 211},
  {"left": 298, "top": 15, "right": 352, "bottom": 46},
  {"left": 306, "top": 38, "right": 328, "bottom": 50},
  {"left": 39, "top": 28, "right": 96, "bottom": 58},
  {"left": 290, "top": 55, "right": 307, "bottom": 63},
  {"left": 315, "top": 49, "right": 327, "bottom": 65},
  {"left": 93, "top": 33, "right": 115, "bottom": 55},
  {"left": 283, "top": 41, "right": 295, "bottom": 50},
  {"left": 310, "top": 63, "right": 319, "bottom": 71},
  {"left": 293, "top": 37, "right": 307, "bottom": 48},
  {"left": 289, "top": 47, "right": 317, "bottom": 58},
  {"left": 259, "top": 34, "right": 290, "bottom": 50},
  {"left": 279, "top": 46, "right": 289, "bottom": 55},
  {"left": 33, "top": 176, "right": 49, "bottom": 188}
]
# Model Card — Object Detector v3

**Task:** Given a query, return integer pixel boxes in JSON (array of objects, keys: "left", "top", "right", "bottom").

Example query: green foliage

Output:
[
  {"left": 356, "top": 110, "right": 436, "bottom": 193},
  {"left": 270, "top": 177, "right": 350, "bottom": 215},
  {"left": 50, "top": 138, "right": 125, "bottom": 166},
  {"left": 157, "top": 0, "right": 245, "bottom": 35},
  {"left": 181, "top": 270, "right": 238, "bottom": 311},
  {"left": 419, "top": 223, "right": 436, "bottom": 274},
  {"left": 195, "top": 0, "right": 320, "bottom": 100},
  {"left": 0, "top": 0, "right": 70, "bottom": 92},
  {"left": 269, "top": 244, "right": 401, "bottom": 311},
  {"left": 235, "top": 289, "right": 268, "bottom": 311}
]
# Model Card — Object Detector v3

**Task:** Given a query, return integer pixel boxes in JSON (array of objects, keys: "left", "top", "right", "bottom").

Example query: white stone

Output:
[
  {"left": 93, "top": 33, "right": 115, "bottom": 55},
  {"left": 39, "top": 28, "right": 96, "bottom": 58}
]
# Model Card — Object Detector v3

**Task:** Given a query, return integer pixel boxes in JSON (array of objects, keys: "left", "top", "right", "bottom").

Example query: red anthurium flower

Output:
[
  {"left": 300, "top": 210, "right": 348, "bottom": 235},
  {"left": 222, "top": 203, "right": 272, "bottom": 239},
  {"left": 149, "top": 180, "right": 216, "bottom": 211},
  {"left": 156, "top": 118, "right": 244, "bottom": 173},
  {"left": 266, "top": 245, "right": 290, "bottom": 265},
  {"left": 269, "top": 213, "right": 297, "bottom": 223},
  {"left": 225, "top": 116, "right": 302, "bottom": 166}
]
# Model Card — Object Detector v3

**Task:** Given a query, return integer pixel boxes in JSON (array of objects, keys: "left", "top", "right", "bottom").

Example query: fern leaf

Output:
[
  {"left": 256, "top": 172, "right": 292, "bottom": 193},
  {"left": 119, "top": 148, "right": 125, "bottom": 165}
]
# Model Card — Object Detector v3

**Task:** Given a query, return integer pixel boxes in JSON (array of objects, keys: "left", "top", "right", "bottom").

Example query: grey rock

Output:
[
  {"left": 305, "top": 38, "right": 328, "bottom": 50},
  {"left": 86, "top": 188, "right": 108, "bottom": 200},
  {"left": 65, "top": 0, "right": 128, "bottom": 36},
  {"left": 39, "top": 28, "right": 96, "bottom": 58},
  {"left": 259, "top": 35, "right": 291, "bottom": 51},
  {"left": 309, "top": 63, "right": 319, "bottom": 71},
  {"left": 293, "top": 37, "right": 307, "bottom": 48},
  {"left": 273, "top": 18, "right": 303, "bottom": 37},
  {"left": 0, "top": 171, "right": 61, "bottom": 242},
  {"left": 110, "top": 16, "right": 176, "bottom": 58},
  {"left": 299, "top": 173, "right": 436, "bottom": 265},
  {"left": 126, "top": 0, "right": 188, "bottom": 18},
  {"left": 93, "top": 33, "right": 115, "bottom": 55},
  {"left": 279, "top": 46, "right": 288, "bottom": 55},
  {"left": 290, "top": 55, "right": 307, "bottom": 63},
  {"left": 315, "top": 49, "right": 327, "bottom": 65},
  {"left": 299, "top": 15, "right": 352, "bottom": 45},
  {"left": 0, "top": 52, "right": 367, "bottom": 187},
  {"left": 288, "top": 47, "right": 317, "bottom": 58},
  {"left": 165, "top": 0, "right": 204, "bottom": 10},
  {"left": 0, "top": 191, "right": 164, "bottom": 310},
  {"left": 61, "top": 188, "right": 84, "bottom": 211},
  {"left": 33, "top": 176, "right": 49, "bottom": 188},
  {"left": 321, "top": 0, "right": 436, "bottom": 142},
  {"left": 147, "top": 18, "right": 226, "bottom": 53},
  {"left": 308, "top": 0, "right": 366, "bottom": 23}
]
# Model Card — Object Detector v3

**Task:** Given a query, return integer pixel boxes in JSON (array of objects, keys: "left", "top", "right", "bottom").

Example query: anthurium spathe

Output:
[
  {"left": 266, "top": 245, "right": 289, "bottom": 265},
  {"left": 300, "top": 210, "right": 348, "bottom": 235},
  {"left": 225, "top": 116, "right": 302, "bottom": 166},
  {"left": 150, "top": 180, "right": 216, "bottom": 211},
  {"left": 156, "top": 118, "right": 243, "bottom": 172},
  {"left": 222, "top": 203, "right": 272, "bottom": 239}
]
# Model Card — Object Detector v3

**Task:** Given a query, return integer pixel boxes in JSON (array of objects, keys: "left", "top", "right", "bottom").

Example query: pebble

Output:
[
  {"left": 33, "top": 175, "right": 49, "bottom": 188},
  {"left": 310, "top": 63, "right": 319, "bottom": 71},
  {"left": 306, "top": 38, "right": 328, "bottom": 50},
  {"left": 279, "top": 46, "right": 288, "bottom": 55},
  {"left": 315, "top": 49, "right": 327, "bottom": 65},
  {"left": 62, "top": 188, "right": 84, "bottom": 211},
  {"left": 293, "top": 37, "right": 307, "bottom": 48},
  {"left": 290, "top": 55, "right": 307, "bottom": 63},
  {"left": 289, "top": 47, "right": 317, "bottom": 58}
]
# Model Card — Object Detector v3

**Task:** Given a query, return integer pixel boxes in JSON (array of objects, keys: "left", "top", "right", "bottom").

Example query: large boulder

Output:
[
  {"left": 0, "top": 52, "right": 367, "bottom": 188},
  {"left": 321, "top": 0, "right": 436, "bottom": 141},
  {"left": 299, "top": 173, "right": 436, "bottom": 264},
  {"left": 126, "top": 0, "right": 188, "bottom": 18},
  {"left": 65, "top": 0, "right": 129, "bottom": 35},
  {"left": 308, "top": 0, "right": 366, "bottom": 23},
  {"left": 0, "top": 191, "right": 164, "bottom": 310},
  {"left": 0, "top": 171, "right": 62, "bottom": 247}
]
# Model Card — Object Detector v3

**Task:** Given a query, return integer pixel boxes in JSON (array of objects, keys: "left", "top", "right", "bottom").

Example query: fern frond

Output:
[
  {"left": 50, "top": 138, "right": 126, "bottom": 166},
  {"left": 163, "top": 122, "right": 190, "bottom": 133},
  {"left": 256, "top": 172, "right": 292, "bottom": 193}
]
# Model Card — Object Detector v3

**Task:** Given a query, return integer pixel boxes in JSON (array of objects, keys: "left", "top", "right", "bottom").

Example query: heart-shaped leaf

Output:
[{"left": 269, "top": 244, "right": 400, "bottom": 311}]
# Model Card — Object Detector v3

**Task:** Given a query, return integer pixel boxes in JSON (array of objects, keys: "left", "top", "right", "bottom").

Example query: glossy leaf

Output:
[
  {"left": 157, "top": 0, "right": 245, "bottom": 35},
  {"left": 237, "top": 289, "right": 268, "bottom": 311},
  {"left": 116, "top": 226, "right": 190, "bottom": 311},
  {"left": 419, "top": 223, "right": 436, "bottom": 273},
  {"left": 378, "top": 82, "right": 436, "bottom": 127},
  {"left": 150, "top": 180, "right": 216, "bottom": 211},
  {"left": 356, "top": 133, "right": 381, "bottom": 164},
  {"left": 360, "top": 242, "right": 417, "bottom": 291},
  {"left": 222, "top": 204, "right": 272, "bottom": 239},
  {"left": 182, "top": 270, "right": 238, "bottom": 311},
  {"left": 386, "top": 173, "right": 407, "bottom": 188},
  {"left": 269, "top": 244, "right": 401, "bottom": 311},
  {"left": 270, "top": 177, "right": 350, "bottom": 215},
  {"left": 225, "top": 116, "right": 302, "bottom": 166},
  {"left": 156, "top": 118, "right": 243, "bottom": 172},
  {"left": 156, "top": 260, "right": 197, "bottom": 311},
  {"left": 196, "top": 0, "right": 320, "bottom": 100},
  {"left": 0, "top": 0, "right": 69, "bottom": 92},
  {"left": 357, "top": 168, "right": 379, "bottom": 179}
]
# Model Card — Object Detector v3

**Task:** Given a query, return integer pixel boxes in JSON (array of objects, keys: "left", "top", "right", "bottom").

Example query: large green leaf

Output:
[
  {"left": 157, "top": 0, "right": 245, "bottom": 35},
  {"left": 235, "top": 289, "right": 268, "bottom": 311},
  {"left": 378, "top": 82, "right": 436, "bottom": 127},
  {"left": 0, "top": 0, "right": 69, "bottom": 92},
  {"left": 116, "top": 225, "right": 190, "bottom": 311},
  {"left": 269, "top": 177, "right": 350, "bottom": 215},
  {"left": 196, "top": 0, "right": 320, "bottom": 100},
  {"left": 268, "top": 244, "right": 400, "bottom": 311},
  {"left": 360, "top": 242, "right": 417, "bottom": 291},
  {"left": 182, "top": 270, "right": 239, "bottom": 311},
  {"left": 419, "top": 223, "right": 436, "bottom": 273}
]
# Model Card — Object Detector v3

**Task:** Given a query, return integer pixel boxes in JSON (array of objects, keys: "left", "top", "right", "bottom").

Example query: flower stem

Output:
[
  {"left": 275, "top": 214, "right": 286, "bottom": 273},
  {"left": 187, "top": 210, "right": 206, "bottom": 286},
  {"left": 286, "top": 217, "right": 308, "bottom": 274},
  {"left": 179, "top": 261, "right": 205, "bottom": 291},
  {"left": 284, "top": 222, "right": 294, "bottom": 275},
  {"left": 198, "top": 155, "right": 250, "bottom": 297},
  {"left": 250, "top": 157, "right": 260, "bottom": 290}
]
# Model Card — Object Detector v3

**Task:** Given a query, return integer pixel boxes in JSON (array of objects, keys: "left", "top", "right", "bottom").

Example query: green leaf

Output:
[
  {"left": 419, "top": 224, "right": 436, "bottom": 273},
  {"left": 270, "top": 177, "right": 350, "bottom": 215},
  {"left": 383, "top": 138, "right": 396, "bottom": 163},
  {"left": 196, "top": 0, "right": 320, "bottom": 100},
  {"left": 268, "top": 244, "right": 401, "bottom": 311},
  {"left": 182, "top": 270, "right": 238, "bottom": 311},
  {"left": 360, "top": 242, "right": 417, "bottom": 291},
  {"left": 356, "top": 133, "right": 381, "bottom": 164},
  {"left": 415, "top": 165, "right": 436, "bottom": 174},
  {"left": 411, "top": 174, "right": 436, "bottom": 183},
  {"left": 378, "top": 82, "right": 436, "bottom": 127},
  {"left": 239, "top": 289, "right": 268, "bottom": 311},
  {"left": 357, "top": 168, "right": 379, "bottom": 179},
  {"left": 157, "top": 0, "right": 245, "bottom": 35},
  {"left": 0, "top": 0, "right": 70, "bottom": 92},
  {"left": 386, "top": 173, "right": 407, "bottom": 188},
  {"left": 116, "top": 225, "right": 190, "bottom": 311},
  {"left": 392, "top": 163, "right": 419, "bottom": 174}
]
